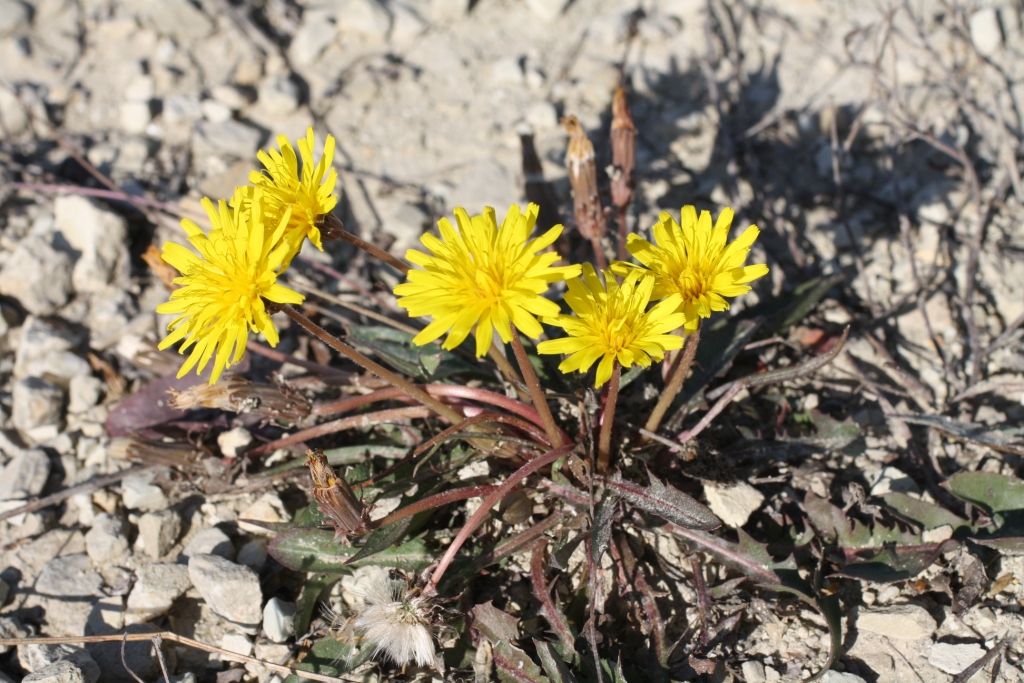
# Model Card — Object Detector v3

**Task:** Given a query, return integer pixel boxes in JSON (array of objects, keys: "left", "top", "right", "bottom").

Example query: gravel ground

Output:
[{"left": 1, "top": 0, "right": 1024, "bottom": 682}]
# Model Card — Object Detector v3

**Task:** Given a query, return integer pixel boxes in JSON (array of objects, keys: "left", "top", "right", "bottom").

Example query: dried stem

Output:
[
  {"left": 597, "top": 363, "right": 621, "bottom": 473},
  {"left": 0, "top": 633, "right": 345, "bottom": 683},
  {"left": 282, "top": 306, "right": 463, "bottom": 423},
  {"left": 510, "top": 326, "right": 566, "bottom": 448},
  {"left": 645, "top": 324, "right": 702, "bottom": 435},
  {"left": 318, "top": 214, "right": 410, "bottom": 275},
  {"left": 246, "top": 406, "right": 432, "bottom": 458},
  {"left": 426, "top": 443, "right": 576, "bottom": 592}
]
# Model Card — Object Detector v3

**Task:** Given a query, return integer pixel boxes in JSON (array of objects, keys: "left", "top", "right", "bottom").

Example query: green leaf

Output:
[
  {"left": 943, "top": 471, "right": 1024, "bottom": 514},
  {"left": 493, "top": 641, "right": 550, "bottom": 683},
  {"left": 804, "top": 492, "right": 920, "bottom": 547},
  {"left": 471, "top": 602, "right": 520, "bottom": 643},
  {"left": 269, "top": 528, "right": 433, "bottom": 572},
  {"left": 294, "top": 573, "right": 340, "bottom": 638},
  {"left": 765, "top": 273, "right": 845, "bottom": 335},
  {"left": 880, "top": 492, "right": 971, "bottom": 531},
  {"left": 260, "top": 444, "right": 407, "bottom": 476},
  {"left": 603, "top": 473, "right": 721, "bottom": 531},
  {"left": 779, "top": 410, "right": 861, "bottom": 450},
  {"left": 348, "top": 326, "right": 479, "bottom": 381},
  {"left": 535, "top": 640, "right": 578, "bottom": 683},
  {"left": 830, "top": 541, "right": 959, "bottom": 583},
  {"left": 282, "top": 633, "right": 374, "bottom": 683}
]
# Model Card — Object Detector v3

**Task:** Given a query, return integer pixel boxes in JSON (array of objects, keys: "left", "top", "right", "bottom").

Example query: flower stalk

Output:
[
  {"left": 597, "top": 362, "right": 621, "bottom": 472},
  {"left": 318, "top": 213, "right": 410, "bottom": 275},
  {"left": 282, "top": 305, "right": 464, "bottom": 424},
  {"left": 645, "top": 323, "right": 701, "bottom": 435},
  {"left": 510, "top": 326, "right": 565, "bottom": 449}
]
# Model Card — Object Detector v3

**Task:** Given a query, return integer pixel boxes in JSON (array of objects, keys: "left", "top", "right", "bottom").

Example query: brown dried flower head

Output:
[
  {"left": 562, "top": 115, "right": 607, "bottom": 241},
  {"left": 306, "top": 448, "right": 370, "bottom": 544},
  {"left": 609, "top": 87, "right": 637, "bottom": 209},
  {"left": 168, "top": 375, "right": 311, "bottom": 424}
]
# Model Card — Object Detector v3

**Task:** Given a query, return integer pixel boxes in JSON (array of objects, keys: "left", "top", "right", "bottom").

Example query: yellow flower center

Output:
[{"left": 675, "top": 270, "right": 709, "bottom": 301}]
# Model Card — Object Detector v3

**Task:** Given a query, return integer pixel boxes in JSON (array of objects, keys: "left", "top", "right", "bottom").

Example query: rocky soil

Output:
[{"left": 1, "top": 0, "right": 1024, "bottom": 682}]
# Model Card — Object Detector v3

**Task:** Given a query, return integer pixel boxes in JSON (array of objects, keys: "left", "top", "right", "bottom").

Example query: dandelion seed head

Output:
[{"left": 349, "top": 567, "right": 437, "bottom": 668}]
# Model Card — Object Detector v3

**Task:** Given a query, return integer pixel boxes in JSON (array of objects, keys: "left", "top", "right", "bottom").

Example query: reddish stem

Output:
[
  {"left": 373, "top": 485, "right": 499, "bottom": 528},
  {"left": 426, "top": 443, "right": 576, "bottom": 592}
]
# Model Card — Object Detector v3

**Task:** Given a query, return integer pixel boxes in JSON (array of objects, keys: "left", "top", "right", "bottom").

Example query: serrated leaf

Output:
[
  {"left": 604, "top": 473, "right": 721, "bottom": 531},
  {"left": 269, "top": 528, "right": 433, "bottom": 572},
  {"left": 943, "top": 471, "right": 1024, "bottom": 513},
  {"left": 880, "top": 492, "right": 971, "bottom": 531},
  {"left": 534, "top": 640, "right": 577, "bottom": 683},
  {"left": 493, "top": 641, "right": 550, "bottom": 683},
  {"left": 590, "top": 495, "right": 617, "bottom": 568}
]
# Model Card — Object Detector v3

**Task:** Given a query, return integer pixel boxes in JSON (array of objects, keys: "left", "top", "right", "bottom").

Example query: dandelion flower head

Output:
[
  {"left": 245, "top": 126, "right": 338, "bottom": 265},
  {"left": 537, "top": 265, "right": 685, "bottom": 387},
  {"left": 613, "top": 206, "right": 769, "bottom": 333},
  {"left": 156, "top": 191, "right": 304, "bottom": 384},
  {"left": 394, "top": 203, "right": 582, "bottom": 357},
  {"left": 352, "top": 568, "right": 436, "bottom": 668}
]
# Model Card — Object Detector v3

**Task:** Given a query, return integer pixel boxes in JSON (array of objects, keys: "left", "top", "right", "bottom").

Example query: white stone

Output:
[
  {"left": 236, "top": 538, "right": 268, "bottom": 570},
  {"left": 68, "top": 376, "right": 104, "bottom": 414},
  {"left": 524, "top": 0, "right": 569, "bottom": 22},
  {"left": 525, "top": 101, "right": 558, "bottom": 130},
  {"left": 36, "top": 555, "right": 102, "bottom": 598},
  {"left": 262, "top": 598, "right": 296, "bottom": 643},
  {"left": 0, "top": 448, "right": 50, "bottom": 501},
  {"left": 218, "top": 426, "right": 253, "bottom": 458},
  {"left": 969, "top": 8, "right": 1002, "bottom": 57},
  {"left": 136, "top": 509, "right": 182, "bottom": 559},
  {"left": 220, "top": 633, "right": 253, "bottom": 657},
  {"left": 390, "top": 2, "right": 427, "bottom": 42},
  {"left": 85, "top": 512, "right": 130, "bottom": 565},
  {"left": 22, "top": 659, "right": 96, "bottom": 683},
  {"left": 120, "top": 471, "right": 168, "bottom": 511},
  {"left": 929, "top": 642, "right": 986, "bottom": 674},
  {"left": 0, "top": 236, "right": 73, "bottom": 315},
  {"left": 200, "top": 99, "right": 232, "bottom": 123},
  {"left": 819, "top": 672, "right": 867, "bottom": 683},
  {"left": 337, "top": 0, "right": 391, "bottom": 40},
  {"left": 238, "top": 492, "right": 291, "bottom": 535},
  {"left": 487, "top": 57, "right": 523, "bottom": 87},
  {"left": 428, "top": 0, "right": 467, "bottom": 21},
  {"left": 866, "top": 466, "right": 920, "bottom": 497},
  {"left": 257, "top": 75, "right": 300, "bottom": 117},
  {"left": 856, "top": 604, "right": 936, "bottom": 640},
  {"left": 125, "top": 563, "right": 191, "bottom": 625},
  {"left": 740, "top": 660, "right": 766, "bottom": 683},
  {"left": 53, "top": 195, "right": 129, "bottom": 294},
  {"left": 188, "top": 554, "right": 264, "bottom": 625},
  {"left": 12, "top": 378, "right": 64, "bottom": 432},
  {"left": 0, "top": 0, "right": 30, "bottom": 38},
  {"left": 120, "top": 101, "right": 151, "bottom": 134},
  {"left": 193, "top": 119, "right": 263, "bottom": 159},
  {"left": 135, "top": 0, "right": 214, "bottom": 40},
  {"left": 289, "top": 11, "right": 337, "bottom": 66},
  {"left": 181, "top": 526, "right": 234, "bottom": 560},
  {"left": 703, "top": 481, "right": 764, "bottom": 528}
]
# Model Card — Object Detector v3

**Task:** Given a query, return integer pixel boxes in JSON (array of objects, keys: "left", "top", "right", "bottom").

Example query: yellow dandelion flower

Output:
[
  {"left": 612, "top": 206, "right": 769, "bottom": 333},
  {"left": 394, "top": 203, "right": 582, "bottom": 357},
  {"left": 537, "top": 265, "right": 685, "bottom": 387},
  {"left": 244, "top": 127, "right": 338, "bottom": 266},
  {"left": 156, "top": 191, "right": 305, "bottom": 384}
]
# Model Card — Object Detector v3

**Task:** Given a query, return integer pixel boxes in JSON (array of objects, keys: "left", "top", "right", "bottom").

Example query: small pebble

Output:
[{"left": 262, "top": 597, "right": 296, "bottom": 643}]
